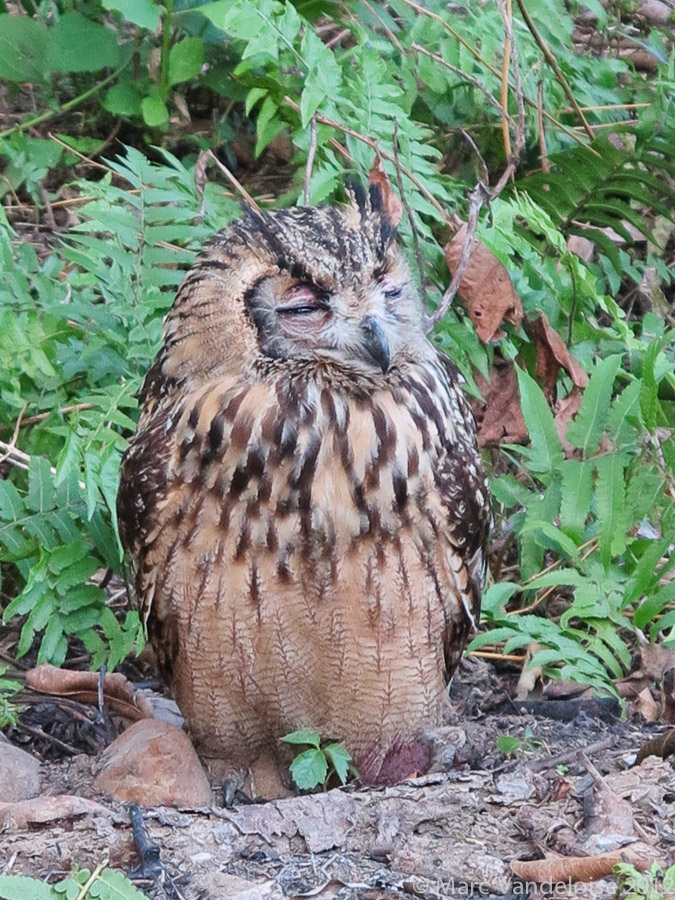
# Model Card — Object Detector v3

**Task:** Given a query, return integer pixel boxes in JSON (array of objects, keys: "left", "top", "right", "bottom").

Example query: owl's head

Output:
[
  {"left": 159, "top": 183, "right": 427, "bottom": 393},
  {"left": 234, "top": 183, "right": 424, "bottom": 375}
]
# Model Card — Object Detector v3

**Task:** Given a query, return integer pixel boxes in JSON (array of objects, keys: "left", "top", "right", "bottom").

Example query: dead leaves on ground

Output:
[{"left": 26, "top": 664, "right": 153, "bottom": 722}]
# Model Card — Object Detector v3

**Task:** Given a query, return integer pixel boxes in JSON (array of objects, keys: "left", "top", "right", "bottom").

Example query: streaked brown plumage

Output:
[{"left": 118, "top": 184, "right": 490, "bottom": 789}]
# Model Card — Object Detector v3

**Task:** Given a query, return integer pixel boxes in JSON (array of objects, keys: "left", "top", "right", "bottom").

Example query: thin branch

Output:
[
  {"left": 393, "top": 120, "right": 425, "bottom": 294},
  {"left": 0, "top": 60, "right": 131, "bottom": 141},
  {"left": 492, "top": 0, "right": 527, "bottom": 195},
  {"left": 399, "top": 0, "right": 598, "bottom": 154},
  {"left": 0, "top": 440, "right": 85, "bottom": 490},
  {"left": 48, "top": 133, "right": 113, "bottom": 174},
  {"left": 499, "top": 0, "right": 513, "bottom": 174},
  {"left": 411, "top": 44, "right": 515, "bottom": 128},
  {"left": 304, "top": 115, "right": 318, "bottom": 207},
  {"left": 514, "top": 0, "right": 596, "bottom": 140},
  {"left": 283, "top": 97, "right": 453, "bottom": 225},
  {"left": 458, "top": 130, "right": 489, "bottom": 185},
  {"left": 426, "top": 0, "right": 527, "bottom": 333},
  {"left": 206, "top": 150, "right": 261, "bottom": 214},
  {"left": 0, "top": 402, "right": 95, "bottom": 432},
  {"left": 537, "top": 79, "right": 551, "bottom": 173},
  {"left": 425, "top": 182, "right": 490, "bottom": 331}
]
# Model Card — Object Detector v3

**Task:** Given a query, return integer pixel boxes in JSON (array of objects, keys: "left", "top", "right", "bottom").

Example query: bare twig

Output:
[
  {"left": 530, "top": 736, "right": 613, "bottom": 772},
  {"left": 304, "top": 115, "right": 318, "bottom": 207},
  {"left": 458, "top": 130, "right": 489, "bottom": 185},
  {"left": 537, "top": 79, "right": 551, "bottom": 173},
  {"left": 48, "top": 133, "right": 114, "bottom": 174},
  {"left": 411, "top": 44, "right": 515, "bottom": 128},
  {"left": 393, "top": 120, "right": 425, "bottom": 293},
  {"left": 0, "top": 402, "right": 95, "bottom": 432},
  {"left": 499, "top": 0, "right": 513, "bottom": 173},
  {"left": 493, "top": 0, "right": 526, "bottom": 195},
  {"left": 400, "top": 0, "right": 598, "bottom": 153},
  {"left": 514, "top": 0, "right": 595, "bottom": 140},
  {"left": 426, "top": 182, "right": 490, "bottom": 331},
  {"left": 283, "top": 97, "right": 453, "bottom": 224},
  {"left": 426, "top": 0, "right": 527, "bottom": 332},
  {"left": 206, "top": 150, "right": 261, "bottom": 214},
  {"left": 0, "top": 439, "right": 85, "bottom": 490}
]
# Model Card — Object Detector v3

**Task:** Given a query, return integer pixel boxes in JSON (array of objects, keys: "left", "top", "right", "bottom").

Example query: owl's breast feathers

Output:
[{"left": 119, "top": 353, "right": 489, "bottom": 678}]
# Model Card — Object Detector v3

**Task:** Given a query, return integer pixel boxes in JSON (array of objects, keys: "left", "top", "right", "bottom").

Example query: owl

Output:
[{"left": 117, "top": 183, "right": 490, "bottom": 794}]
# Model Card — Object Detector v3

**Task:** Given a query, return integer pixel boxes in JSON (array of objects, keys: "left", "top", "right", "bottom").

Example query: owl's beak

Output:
[{"left": 361, "top": 315, "right": 390, "bottom": 374}]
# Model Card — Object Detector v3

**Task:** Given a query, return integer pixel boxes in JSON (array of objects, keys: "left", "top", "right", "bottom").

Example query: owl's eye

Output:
[
  {"left": 277, "top": 285, "right": 328, "bottom": 317},
  {"left": 378, "top": 274, "right": 402, "bottom": 299}
]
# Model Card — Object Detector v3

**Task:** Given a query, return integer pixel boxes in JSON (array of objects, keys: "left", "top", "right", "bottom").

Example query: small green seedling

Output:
[
  {"left": 281, "top": 728, "right": 357, "bottom": 791},
  {"left": 496, "top": 735, "right": 523, "bottom": 756},
  {"left": 614, "top": 861, "right": 675, "bottom": 900},
  {"left": 0, "top": 665, "right": 21, "bottom": 729}
]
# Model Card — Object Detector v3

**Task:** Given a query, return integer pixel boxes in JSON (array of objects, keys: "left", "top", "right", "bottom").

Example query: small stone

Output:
[
  {"left": 94, "top": 719, "right": 211, "bottom": 808},
  {"left": 0, "top": 737, "right": 41, "bottom": 802}
]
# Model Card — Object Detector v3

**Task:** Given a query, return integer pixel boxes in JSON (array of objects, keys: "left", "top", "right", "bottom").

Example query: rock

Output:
[
  {"left": 94, "top": 719, "right": 211, "bottom": 808},
  {"left": 0, "top": 736, "right": 41, "bottom": 802}
]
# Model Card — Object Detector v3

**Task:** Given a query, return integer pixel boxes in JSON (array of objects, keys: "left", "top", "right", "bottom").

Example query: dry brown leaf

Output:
[
  {"left": 554, "top": 387, "right": 584, "bottom": 453},
  {"left": 515, "top": 644, "right": 544, "bottom": 701},
  {"left": 533, "top": 314, "right": 589, "bottom": 400},
  {"left": 641, "top": 644, "right": 675, "bottom": 681},
  {"left": 543, "top": 679, "right": 593, "bottom": 700},
  {"left": 636, "top": 728, "right": 675, "bottom": 765},
  {"left": 26, "top": 663, "right": 154, "bottom": 722},
  {"left": 635, "top": 687, "right": 660, "bottom": 722},
  {"left": 510, "top": 842, "right": 661, "bottom": 883},
  {"left": 368, "top": 157, "right": 402, "bottom": 227},
  {"left": 444, "top": 224, "right": 523, "bottom": 342},
  {"left": 475, "top": 364, "right": 528, "bottom": 447},
  {"left": 661, "top": 666, "right": 675, "bottom": 724},
  {"left": 0, "top": 794, "right": 112, "bottom": 831}
]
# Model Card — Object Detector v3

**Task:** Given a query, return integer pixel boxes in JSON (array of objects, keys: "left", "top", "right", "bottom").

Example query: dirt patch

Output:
[{"left": 2, "top": 660, "right": 674, "bottom": 900}]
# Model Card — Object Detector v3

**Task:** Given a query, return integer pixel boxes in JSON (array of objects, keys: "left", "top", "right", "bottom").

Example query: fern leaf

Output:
[
  {"left": 559, "top": 458, "right": 593, "bottom": 542},
  {"left": 566, "top": 355, "right": 622, "bottom": 457},
  {"left": 595, "top": 453, "right": 627, "bottom": 569},
  {"left": 516, "top": 367, "right": 564, "bottom": 475}
]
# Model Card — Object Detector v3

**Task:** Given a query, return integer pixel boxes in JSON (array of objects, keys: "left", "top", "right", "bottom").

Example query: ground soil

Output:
[{"left": 1, "top": 658, "right": 674, "bottom": 900}]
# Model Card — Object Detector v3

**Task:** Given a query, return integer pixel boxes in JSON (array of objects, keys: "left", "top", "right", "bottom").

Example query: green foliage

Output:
[
  {"left": 0, "top": 665, "right": 21, "bottom": 728},
  {"left": 282, "top": 729, "right": 355, "bottom": 790},
  {"left": 473, "top": 328, "right": 675, "bottom": 697},
  {"left": 0, "top": 866, "right": 149, "bottom": 899},
  {"left": 0, "top": 149, "right": 237, "bottom": 666},
  {"left": 614, "top": 862, "right": 675, "bottom": 900}
]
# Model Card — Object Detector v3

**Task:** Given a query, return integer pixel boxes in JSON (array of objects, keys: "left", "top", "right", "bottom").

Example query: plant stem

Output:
[
  {"left": 160, "top": 0, "right": 174, "bottom": 99},
  {"left": 0, "top": 60, "right": 131, "bottom": 142}
]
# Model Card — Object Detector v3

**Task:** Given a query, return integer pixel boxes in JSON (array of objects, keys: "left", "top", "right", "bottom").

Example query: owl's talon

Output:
[{"left": 222, "top": 772, "right": 251, "bottom": 808}]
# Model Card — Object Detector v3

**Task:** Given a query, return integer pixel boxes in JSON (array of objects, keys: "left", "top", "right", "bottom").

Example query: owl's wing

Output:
[{"left": 432, "top": 351, "right": 491, "bottom": 673}]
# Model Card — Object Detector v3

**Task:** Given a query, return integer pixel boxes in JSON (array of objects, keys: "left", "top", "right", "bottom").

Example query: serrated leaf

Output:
[
  {"left": 566, "top": 355, "right": 622, "bottom": 457},
  {"left": 323, "top": 742, "right": 352, "bottom": 784},
  {"left": 595, "top": 454, "right": 627, "bottom": 569},
  {"left": 27, "top": 457, "right": 56, "bottom": 513},
  {"left": 281, "top": 728, "right": 321, "bottom": 747},
  {"left": 516, "top": 367, "right": 564, "bottom": 474},
  {"left": 559, "top": 459, "right": 593, "bottom": 542},
  {"left": 289, "top": 748, "right": 328, "bottom": 790},
  {"left": 0, "top": 874, "right": 61, "bottom": 900},
  {"left": 481, "top": 582, "right": 518, "bottom": 617}
]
